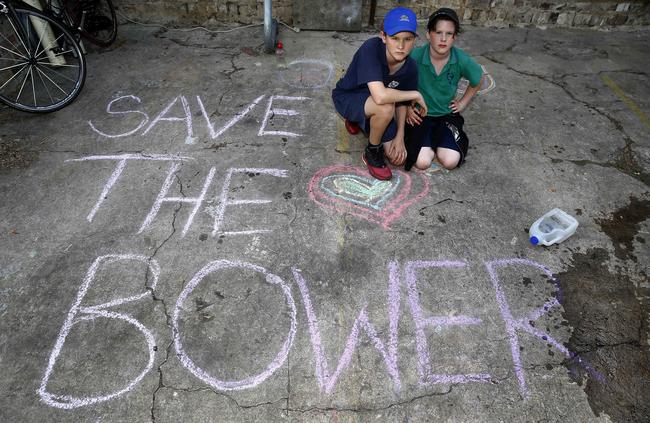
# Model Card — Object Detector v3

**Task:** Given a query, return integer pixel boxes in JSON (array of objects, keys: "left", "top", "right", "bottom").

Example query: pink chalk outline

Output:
[{"left": 308, "top": 165, "right": 430, "bottom": 229}]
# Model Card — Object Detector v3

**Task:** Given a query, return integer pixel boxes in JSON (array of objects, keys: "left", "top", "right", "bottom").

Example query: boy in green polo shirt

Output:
[{"left": 404, "top": 8, "right": 484, "bottom": 171}]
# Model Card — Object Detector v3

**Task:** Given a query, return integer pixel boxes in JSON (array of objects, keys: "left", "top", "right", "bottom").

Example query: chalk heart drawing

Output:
[{"left": 309, "top": 165, "right": 430, "bottom": 229}]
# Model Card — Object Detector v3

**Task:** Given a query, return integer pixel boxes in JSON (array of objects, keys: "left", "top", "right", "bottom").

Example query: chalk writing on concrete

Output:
[
  {"left": 258, "top": 95, "right": 311, "bottom": 138},
  {"left": 65, "top": 154, "right": 193, "bottom": 222},
  {"left": 66, "top": 157, "right": 288, "bottom": 237},
  {"left": 88, "top": 94, "right": 311, "bottom": 140},
  {"left": 39, "top": 255, "right": 599, "bottom": 407},
  {"left": 38, "top": 254, "right": 160, "bottom": 409},
  {"left": 405, "top": 260, "right": 492, "bottom": 385},
  {"left": 173, "top": 260, "right": 297, "bottom": 390},
  {"left": 278, "top": 59, "right": 334, "bottom": 89},
  {"left": 209, "top": 168, "right": 289, "bottom": 236},
  {"left": 293, "top": 264, "right": 402, "bottom": 392},
  {"left": 308, "top": 165, "right": 431, "bottom": 229},
  {"left": 456, "top": 65, "right": 496, "bottom": 98}
]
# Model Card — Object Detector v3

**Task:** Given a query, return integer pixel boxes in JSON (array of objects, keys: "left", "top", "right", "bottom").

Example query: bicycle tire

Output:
[
  {"left": 0, "top": 7, "right": 86, "bottom": 113},
  {"left": 66, "top": 0, "right": 117, "bottom": 47}
]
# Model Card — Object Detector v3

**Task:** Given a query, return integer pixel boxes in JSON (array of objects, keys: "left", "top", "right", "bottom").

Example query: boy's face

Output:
[
  {"left": 426, "top": 19, "right": 456, "bottom": 56},
  {"left": 380, "top": 31, "right": 417, "bottom": 63}
]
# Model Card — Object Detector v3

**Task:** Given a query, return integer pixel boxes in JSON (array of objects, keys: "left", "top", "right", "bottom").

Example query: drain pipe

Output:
[{"left": 263, "top": 0, "right": 277, "bottom": 53}]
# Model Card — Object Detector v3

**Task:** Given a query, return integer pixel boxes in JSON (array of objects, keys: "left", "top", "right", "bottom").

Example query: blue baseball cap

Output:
[{"left": 383, "top": 7, "right": 418, "bottom": 36}]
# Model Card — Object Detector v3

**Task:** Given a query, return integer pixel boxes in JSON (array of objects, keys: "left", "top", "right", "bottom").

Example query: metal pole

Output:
[{"left": 263, "top": 0, "right": 275, "bottom": 53}]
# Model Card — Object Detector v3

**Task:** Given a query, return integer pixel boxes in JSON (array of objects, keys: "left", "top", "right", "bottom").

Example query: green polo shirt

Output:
[{"left": 411, "top": 44, "right": 483, "bottom": 117}]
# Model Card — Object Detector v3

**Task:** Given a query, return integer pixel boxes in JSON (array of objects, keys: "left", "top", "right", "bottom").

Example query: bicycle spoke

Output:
[
  {"left": 6, "top": 15, "right": 29, "bottom": 57},
  {"left": 0, "top": 42, "right": 27, "bottom": 60},
  {"left": 0, "top": 29, "right": 27, "bottom": 59},
  {"left": 30, "top": 66, "right": 36, "bottom": 107},
  {"left": 0, "top": 56, "right": 24, "bottom": 63},
  {"left": 0, "top": 62, "right": 27, "bottom": 90},
  {"left": 33, "top": 22, "right": 45, "bottom": 60},
  {"left": 15, "top": 64, "right": 31, "bottom": 103},
  {"left": 36, "top": 60, "right": 78, "bottom": 68},
  {"left": 34, "top": 65, "right": 68, "bottom": 95},
  {"left": 34, "top": 32, "right": 70, "bottom": 61},
  {"left": 36, "top": 61, "right": 78, "bottom": 84},
  {"left": 36, "top": 63, "right": 55, "bottom": 104},
  {"left": 0, "top": 61, "right": 28, "bottom": 72}
]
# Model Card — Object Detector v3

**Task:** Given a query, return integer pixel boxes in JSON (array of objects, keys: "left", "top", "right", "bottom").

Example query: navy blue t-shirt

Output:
[{"left": 333, "top": 37, "right": 418, "bottom": 97}]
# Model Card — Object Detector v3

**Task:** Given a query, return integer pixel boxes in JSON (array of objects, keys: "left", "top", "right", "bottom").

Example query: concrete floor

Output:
[{"left": 0, "top": 21, "right": 649, "bottom": 422}]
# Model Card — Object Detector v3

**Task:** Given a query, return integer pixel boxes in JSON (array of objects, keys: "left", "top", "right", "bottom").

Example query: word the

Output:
[{"left": 66, "top": 154, "right": 288, "bottom": 236}]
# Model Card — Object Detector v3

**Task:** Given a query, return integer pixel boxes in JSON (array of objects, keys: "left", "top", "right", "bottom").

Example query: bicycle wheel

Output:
[
  {"left": 66, "top": 0, "right": 117, "bottom": 47},
  {"left": 0, "top": 8, "right": 86, "bottom": 113}
]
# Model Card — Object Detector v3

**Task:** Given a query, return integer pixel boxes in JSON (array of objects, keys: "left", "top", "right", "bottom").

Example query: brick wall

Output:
[{"left": 115, "top": 0, "right": 650, "bottom": 28}]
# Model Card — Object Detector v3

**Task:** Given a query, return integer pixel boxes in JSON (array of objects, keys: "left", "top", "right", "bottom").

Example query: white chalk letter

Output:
[
  {"left": 88, "top": 95, "right": 149, "bottom": 138},
  {"left": 139, "top": 163, "right": 216, "bottom": 237},
  {"left": 405, "top": 260, "right": 491, "bottom": 385},
  {"left": 173, "top": 260, "right": 297, "bottom": 390},
  {"left": 198, "top": 94, "right": 265, "bottom": 139},
  {"left": 39, "top": 254, "right": 160, "bottom": 409},
  {"left": 211, "top": 167, "right": 288, "bottom": 236},
  {"left": 66, "top": 154, "right": 192, "bottom": 222},
  {"left": 142, "top": 95, "right": 194, "bottom": 143},
  {"left": 258, "top": 95, "right": 310, "bottom": 137},
  {"left": 292, "top": 263, "right": 401, "bottom": 393}
]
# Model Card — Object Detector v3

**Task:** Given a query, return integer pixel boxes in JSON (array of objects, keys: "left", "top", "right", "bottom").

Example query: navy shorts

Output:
[
  {"left": 332, "top": 90, "right": 397, "bottom": 143},
  {"left": 405, "top": 114, "right": 469, "bottom": 170}
]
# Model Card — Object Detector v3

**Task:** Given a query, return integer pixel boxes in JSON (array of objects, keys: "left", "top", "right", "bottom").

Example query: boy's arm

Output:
[
  {"left": 367, "top": 81, "right": 427, "bottom": 115},
  {"left": 450, "top": 74, "right": 484, "bottom": 114},
  {"left": 385, "top": 104, "right": 408, "bottom": 165}
]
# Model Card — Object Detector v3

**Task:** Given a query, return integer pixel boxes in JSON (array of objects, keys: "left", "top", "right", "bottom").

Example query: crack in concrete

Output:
[
  {"left": 286, "top": 386, "right": 455, "bottom": 414},
  {"left": 481, "top": 55, "right": 648, "bottom": 185},
  {"left": 147, "top": 171, "right": 184, "bottom": 422}
]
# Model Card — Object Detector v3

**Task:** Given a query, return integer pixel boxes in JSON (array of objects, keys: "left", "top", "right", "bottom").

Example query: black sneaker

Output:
[{"left": 362, "top": 144, "right": 392, "bottom": 180}]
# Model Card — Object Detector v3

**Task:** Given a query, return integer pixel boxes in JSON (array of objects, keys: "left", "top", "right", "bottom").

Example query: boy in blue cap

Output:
[
  {"left": 405, "top": 7, "right": 484, "bottom": 171},
  {"left": 332, "top": 7, "right": 427, "bottom": 180}
]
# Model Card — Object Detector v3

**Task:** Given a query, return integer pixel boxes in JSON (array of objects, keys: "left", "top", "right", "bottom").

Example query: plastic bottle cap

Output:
[{"left": 530, "top": 236, "right": 539, "bottom": 245}]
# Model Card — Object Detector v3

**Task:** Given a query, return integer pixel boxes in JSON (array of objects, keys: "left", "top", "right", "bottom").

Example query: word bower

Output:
[{"left": 39, "top": 254, "right": 572, "bottom": 409}]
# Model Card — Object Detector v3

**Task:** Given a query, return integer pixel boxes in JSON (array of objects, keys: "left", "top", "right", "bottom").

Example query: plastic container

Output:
[{"left": 529, "top": 208, "right": 579, "bottom": 246}]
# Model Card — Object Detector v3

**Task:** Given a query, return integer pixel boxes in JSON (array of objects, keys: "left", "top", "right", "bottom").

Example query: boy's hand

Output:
[
  {"left": 414, "top": 94, "right": 428, "bottom": 117},
  {"left": 450, "top": 99, "right": 466, "bottom": 114},
  {"left": 385, "top": 139, "right": 406, "bottom": 166},
  {"left": 406, "top": 105, "right": 422, "bottom": 126}
]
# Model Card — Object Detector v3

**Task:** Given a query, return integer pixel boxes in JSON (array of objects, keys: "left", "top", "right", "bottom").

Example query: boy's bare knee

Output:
[
  {"left": 414, "top": 158, "right": 432, "bottom": 170},
  {"left": 438, "top": 156, "right": 459, "bottom": 170},
  {"left": 375, "top": 103, "right": 395, "bottom": 121}
]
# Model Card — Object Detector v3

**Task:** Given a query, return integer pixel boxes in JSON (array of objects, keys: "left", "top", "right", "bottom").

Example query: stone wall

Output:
[{"left": 115, "top": 0, "right": 650, "bottom": 28}]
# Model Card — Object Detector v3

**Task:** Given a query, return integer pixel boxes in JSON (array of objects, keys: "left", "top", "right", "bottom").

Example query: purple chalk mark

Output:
[
  {"left": 405, "top": 260, "right": 491, "bottom": 385},
  {"left": 142, "top": 95, "right": 193, "bottom": 140},
  {"left": 39, "top": 254, "right": 160, "bottom": 409},
  {"left": 88, "top": 95, "right": 150, "bottom": 138},
  {"left": 211, "top": 167, "right": 288, "bottom": 237},
  {"left": 292, "top": 263, "right": 402, "bottom": 393},
  {"left": 485, "top": 258, "right": 579, "bottom": 398},
  {"left": 197, "top": 94, "right": 265, "bottom": 140},
  {"left": 138, "top": 163, "right": 216, "bottom": 237},
  {"left": 173, "top": 260, "right": 297, "bottom": 390},
  {"left": 308, "top": 165, "right": 430, "bottom": 229},
  {"left": 258, "top": 95, "right": 310, "bottom": 137}
]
